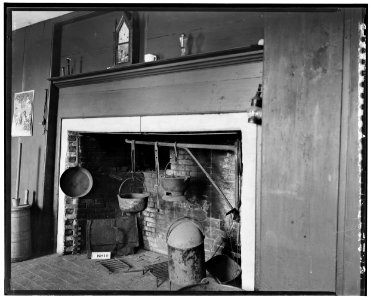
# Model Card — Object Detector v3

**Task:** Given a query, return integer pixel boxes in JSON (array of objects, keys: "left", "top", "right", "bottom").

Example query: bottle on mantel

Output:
[{"left": 247, "top": 84, "right": 262, "bottom": 125}]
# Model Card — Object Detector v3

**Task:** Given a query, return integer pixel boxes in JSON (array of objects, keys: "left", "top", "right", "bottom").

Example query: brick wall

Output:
[
  {"left": 63, "top": 132, "right": 82, "bottom": 254},
  {"left": 139, "top": 148, "right": 240, "bottom": 261},
  {"left": 63, "top": 132, "right": 241, "bottom": 262},
  {"left": 63, "top": 132, "right": 124, "bottom": 254}
]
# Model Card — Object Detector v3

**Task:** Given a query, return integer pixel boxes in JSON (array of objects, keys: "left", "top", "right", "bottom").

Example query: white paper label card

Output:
[{"left": 91, "top": 252, "right": 111, "bottom": 259}]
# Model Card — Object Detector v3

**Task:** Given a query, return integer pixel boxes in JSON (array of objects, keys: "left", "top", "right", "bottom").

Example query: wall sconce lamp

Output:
[{"left": 248, "top": 84, "right": 262, "bottom": 125}]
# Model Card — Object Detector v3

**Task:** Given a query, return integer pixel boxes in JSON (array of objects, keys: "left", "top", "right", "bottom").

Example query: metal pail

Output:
[{"left": 167, "top": 217, "right": 206, "bottom": 286}]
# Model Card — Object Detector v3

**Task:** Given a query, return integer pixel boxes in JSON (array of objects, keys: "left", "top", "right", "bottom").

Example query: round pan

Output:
[{"left": 60, "top": 166, "right": 93, "bottom": 198}]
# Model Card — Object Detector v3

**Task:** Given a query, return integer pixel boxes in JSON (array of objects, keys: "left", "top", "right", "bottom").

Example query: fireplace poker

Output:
[
  {"left": 183, "top": 147, "right": 240, "bottom": 221},
  {"left": 154, "top": 142, "right": 160, "bottom": 212}
]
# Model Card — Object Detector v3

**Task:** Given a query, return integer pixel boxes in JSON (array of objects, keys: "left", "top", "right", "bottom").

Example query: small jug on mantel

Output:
[{"left": 179, "top": 33, "right": 188, "bottom": 56}]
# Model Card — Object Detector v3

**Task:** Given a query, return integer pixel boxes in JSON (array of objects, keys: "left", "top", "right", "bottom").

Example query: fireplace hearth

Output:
[{"left": 56, "top": 113, "right": 258, "bottom": 290}]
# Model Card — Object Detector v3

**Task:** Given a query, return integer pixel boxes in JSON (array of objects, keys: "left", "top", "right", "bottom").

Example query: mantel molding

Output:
[{"left": 49, "top": 47, "right": 263, "bottom": 88}]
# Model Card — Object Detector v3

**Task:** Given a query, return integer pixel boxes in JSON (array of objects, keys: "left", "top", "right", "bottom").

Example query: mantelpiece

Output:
[{"left": 49, "top": 46, "right": 263, "bottom": 88}]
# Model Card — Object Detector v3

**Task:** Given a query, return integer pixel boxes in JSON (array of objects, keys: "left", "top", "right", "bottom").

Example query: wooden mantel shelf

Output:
[{"left": 49, "top": 46, "right": 263, "bottom": 88}]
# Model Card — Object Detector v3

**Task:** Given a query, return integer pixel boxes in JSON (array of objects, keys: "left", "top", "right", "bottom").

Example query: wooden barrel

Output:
[{"left": 11, "top": 205, "right": 31, "bottom": 262}]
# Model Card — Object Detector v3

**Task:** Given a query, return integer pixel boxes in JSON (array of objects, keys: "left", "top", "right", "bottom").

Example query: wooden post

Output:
[{"left": 15, "top": 138, "right": 22, "bottom": 200}]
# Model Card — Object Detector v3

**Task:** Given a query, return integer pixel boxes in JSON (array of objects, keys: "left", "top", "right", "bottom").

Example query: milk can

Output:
[{"left": 167, "top": 217, "right": 206, "bottom": 287}]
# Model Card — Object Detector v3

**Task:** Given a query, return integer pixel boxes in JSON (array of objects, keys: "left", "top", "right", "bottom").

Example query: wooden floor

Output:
[{"left": 8, "top": 249, "right": 173, "bottom": 294}]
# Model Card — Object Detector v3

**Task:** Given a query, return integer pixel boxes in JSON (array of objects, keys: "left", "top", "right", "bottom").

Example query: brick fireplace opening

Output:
[
  {"left": 56, "top": 113, "right": 258, "bottom": 290},
  {"left": 63, "top": 131, "right": 241, "bottom": 260}
]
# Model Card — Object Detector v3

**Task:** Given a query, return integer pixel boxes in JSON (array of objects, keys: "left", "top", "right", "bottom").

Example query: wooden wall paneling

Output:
[
  {"left": 60, "top": 11, "right": 124, "bottom": 74},
  {"left": 260, "top": 11, "right": 344, "bottom": 292},
  {"left": 52, "top": 101, "right": 62, "bottom": 254},
  {"left": 139, "top": 12, "right": 148, "bottom": 60},
  {"left": 57, "top": 61, "right": 262, "bottom": 118},
  {"left": 22, "top": 22, "right": 53, "bottom": 189},
  {"left": 56, "top": 59, "right": 263, "bottom": 91},
  {"left": 59, "top": 79, "right": 254, "bottom": 116},
  {"left": 255, "top": 125, "right": 262, "bottom": 290},
  {"left": 22, "top": 24, "right": 42, "bottom": 205},
  {"left": 11, "top": 21, "right": 55, "bottom": 255},
  {"left": 335, "top": 9, "right": 351, "bottom": 295},
  {"left": 10, "top": 29, "right": 25, "bottom": 198},
  {"left": 58, "top": 11, "right": 264, "bottom": 74},
  {"left": 51, "top": 48, "right": 263, "bottom": 88},
  {"left": 11, "top": 29, "right": 25, "bottom": 90},
  {"left": 6, "top": 9, "right": 14, "bottom": 291},
  {"left": 131, "top": 11, "right": 141, "bottom": 64},
  {"left": 345, "top": 9, "right": 365, "bottom": 295},
  {"left": 23, "top": 21, "right": 55, "bottom": 255},
  {"left": 146, "top": 11, "right": 264, "bottom": 60},
  {"left": 344, "top": 10, "right": 365, "bottom": 294},
  {"left": 335, "top": 8, "right": 364, "bottom": 295},
  {"left": 46, "top": 23, "right": 62, "bottom": 253}
]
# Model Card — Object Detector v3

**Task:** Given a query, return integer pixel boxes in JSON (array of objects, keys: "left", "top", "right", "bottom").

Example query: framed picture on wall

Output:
[{"left": 11, "top": 90, "right": 34, "bottom": 137}]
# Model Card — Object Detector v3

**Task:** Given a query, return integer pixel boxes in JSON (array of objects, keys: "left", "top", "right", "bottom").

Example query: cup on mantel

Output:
[{"left": 144, "top": 54, "right": 158, "bottom": 62}]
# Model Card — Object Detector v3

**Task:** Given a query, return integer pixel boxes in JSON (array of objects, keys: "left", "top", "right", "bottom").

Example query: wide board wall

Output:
[{"left": 259, "top": 10, "right": 362, "bottom": 294}]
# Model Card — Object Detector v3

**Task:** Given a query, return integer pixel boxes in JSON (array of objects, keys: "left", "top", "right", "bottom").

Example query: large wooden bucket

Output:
[{"left": 11, "top": 205, "right": 31, "bottom": 262}]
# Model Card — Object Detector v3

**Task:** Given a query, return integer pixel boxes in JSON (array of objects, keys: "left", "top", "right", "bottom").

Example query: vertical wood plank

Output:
[
  {"left": 255, "top": 125, "right": 262, "bottom": 289},
  {"left": 336, "top": 8, "right": 364, "bottom": 295},
  {"left": 335, "top": 8, "right": 350, "bottom": 295},
  {"left": 48, "top": 23, "right": 63, "bottom": 252},
  {"left": 260, "top": 11, "right": 344, "bottom": 292}
]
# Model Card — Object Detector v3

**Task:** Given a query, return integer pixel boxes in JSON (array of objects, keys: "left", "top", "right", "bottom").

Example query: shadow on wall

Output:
[
  {"left": 30, "top": 191, "right": 42, "bottom": 257},
  {"left": 30, "top": 147, "right": 42, "bottom": 256},
  {"left": 29, "top": 147, "right": 53, "bottom": 258}
]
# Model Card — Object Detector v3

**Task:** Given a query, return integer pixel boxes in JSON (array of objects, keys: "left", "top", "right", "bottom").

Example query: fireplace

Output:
[{"left": 56, "top": 113, "right": 258, "bottom": 290}]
